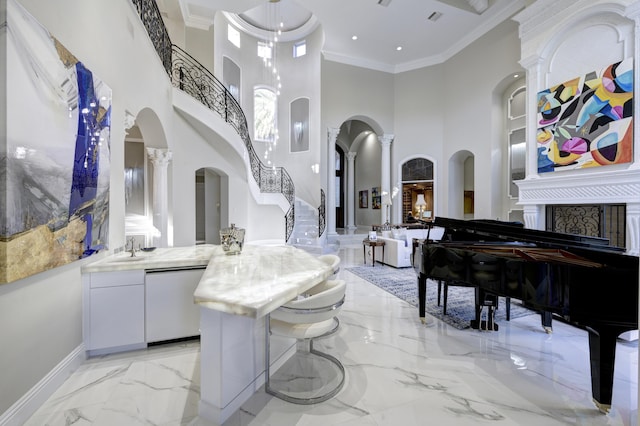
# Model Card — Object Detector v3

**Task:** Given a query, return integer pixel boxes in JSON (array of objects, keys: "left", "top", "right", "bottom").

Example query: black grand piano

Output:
[{"left": 416, "top": 216, "right": 638, "bottom": 413}]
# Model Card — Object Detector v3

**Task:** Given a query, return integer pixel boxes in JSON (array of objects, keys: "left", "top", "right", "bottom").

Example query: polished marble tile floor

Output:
[{"left": 26, "top": 244, "right": 638, "bottom": 425}]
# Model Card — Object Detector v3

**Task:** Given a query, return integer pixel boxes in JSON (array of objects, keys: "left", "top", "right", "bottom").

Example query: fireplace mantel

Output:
[{"left": 516, "top": 167, "right": 640, "bottom": 255}]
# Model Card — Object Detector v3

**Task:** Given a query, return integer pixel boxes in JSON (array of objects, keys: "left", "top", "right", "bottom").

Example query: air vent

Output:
[
  {"left": 428, "top": 11, "right": 442, "bottom": 22},
  {"left": 378, "top": 0, "right": 392, "bottom": 6}
]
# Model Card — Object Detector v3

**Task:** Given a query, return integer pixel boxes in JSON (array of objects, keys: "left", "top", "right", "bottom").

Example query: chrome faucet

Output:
[{"left": 128, "top": 237, "right": 137, "bottom": 257}]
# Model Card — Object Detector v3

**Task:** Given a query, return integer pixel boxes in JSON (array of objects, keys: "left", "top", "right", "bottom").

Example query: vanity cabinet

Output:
[
  {"left": 145, "top": 267, "right": 205, "bottom": 343},
  {"left": 84, "top": 270, "right": 146, "bottom": 351}
]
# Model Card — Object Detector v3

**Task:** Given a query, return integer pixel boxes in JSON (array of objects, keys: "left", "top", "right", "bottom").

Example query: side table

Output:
[{"left": 362, "top": 239, "right": 385, "bottom": 267}]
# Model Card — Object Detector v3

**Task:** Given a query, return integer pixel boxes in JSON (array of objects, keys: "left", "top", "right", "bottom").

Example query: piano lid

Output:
[{"left": 432, "top": 216, "right": 624, "bottom": 253}]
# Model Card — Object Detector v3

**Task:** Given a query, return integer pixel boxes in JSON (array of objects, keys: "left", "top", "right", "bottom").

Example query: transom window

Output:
[
  {"left": 293, "top": 40, "right": 306, "bottom": 58},
  {"left": 227, "top": 24, "right": 240, "bottom": 48}
]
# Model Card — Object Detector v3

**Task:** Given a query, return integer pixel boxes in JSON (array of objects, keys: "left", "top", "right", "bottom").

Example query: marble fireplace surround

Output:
[{"left": 516, "top": 166, "right": 640, "bottom": 256}]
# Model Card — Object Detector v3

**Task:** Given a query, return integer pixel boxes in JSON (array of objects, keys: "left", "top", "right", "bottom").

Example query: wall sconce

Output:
[
  {"left": 311, "top": 163, "right": 320, "bottom": 174},
  {"left": 293, "top": 121, "right": 304, "bottom": 144}
]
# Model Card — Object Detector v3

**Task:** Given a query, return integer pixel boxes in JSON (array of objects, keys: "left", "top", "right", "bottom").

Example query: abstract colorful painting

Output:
[
  {"left": 537, "top": 58, "right": 633, "bottom": 173},
  {"left": 0, "top": 0, "right": 111, "bottom": 283}
]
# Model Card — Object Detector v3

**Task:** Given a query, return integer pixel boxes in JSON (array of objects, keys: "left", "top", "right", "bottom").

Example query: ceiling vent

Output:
[
  {"left": 428, "top": 11, "right": 443, "bottom": 22},
  {"left": 378, "top": 0, "right": 392, "bottom": 6}
]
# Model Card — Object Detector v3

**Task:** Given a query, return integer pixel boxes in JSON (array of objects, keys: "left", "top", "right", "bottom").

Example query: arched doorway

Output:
[
  {"left": 448, "top": 150, "right": 474, "bottom": 219},
  {"left": 194, "top": 168, "right": 225, "bottom": 244},
  {"left": 400, "top": 158, "right": 435, "bottom": 222}
]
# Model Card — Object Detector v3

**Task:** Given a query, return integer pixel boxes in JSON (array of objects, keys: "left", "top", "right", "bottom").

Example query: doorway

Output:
[{"left": 195, "top": 168, "right": 223, "bottom": 244}]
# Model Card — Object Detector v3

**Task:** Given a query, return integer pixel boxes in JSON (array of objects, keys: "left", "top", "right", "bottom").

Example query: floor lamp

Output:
[{"left": 415, "top": 194, "right": 427, "bottom": 220}]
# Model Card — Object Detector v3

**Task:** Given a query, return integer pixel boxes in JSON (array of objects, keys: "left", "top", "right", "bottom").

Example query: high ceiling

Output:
[{"left": 157, "top": 0, "right": 530, "bottom": 74}]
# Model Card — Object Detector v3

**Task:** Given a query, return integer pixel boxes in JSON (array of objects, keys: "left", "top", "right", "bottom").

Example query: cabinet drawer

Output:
[{"left": 90, "top": 270, "right": 145, "bottom": 288}]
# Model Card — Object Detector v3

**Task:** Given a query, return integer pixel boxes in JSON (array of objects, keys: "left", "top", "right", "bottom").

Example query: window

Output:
[
  {"left": 254, "top": 87, "right": 277, "bottom": 142},
  {"left": 293, "top": 40, "right": 306, "bottom": 58},
  {"left": 227, "top": 24, "right": 240, "bottom": 48},
  {"left": 258, "top": 41, "right": 272, "bottom": 60}
]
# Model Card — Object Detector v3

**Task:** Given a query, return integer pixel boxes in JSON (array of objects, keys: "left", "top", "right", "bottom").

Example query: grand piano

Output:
[{"left": 416, "top": 216, "right": 638, "bottom": 413}]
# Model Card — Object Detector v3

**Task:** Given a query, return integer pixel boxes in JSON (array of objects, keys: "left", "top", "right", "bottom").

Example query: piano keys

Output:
[{"left": 416, "top": 216, "right": 638, "bottom": 414}]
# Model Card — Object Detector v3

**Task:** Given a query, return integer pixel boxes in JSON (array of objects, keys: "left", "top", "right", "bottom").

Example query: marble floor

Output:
[{"left": 26, "top": 242, "right": 638, "bottom": 425}]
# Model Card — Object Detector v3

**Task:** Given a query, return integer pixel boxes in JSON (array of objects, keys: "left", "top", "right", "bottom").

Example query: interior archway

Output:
[{"left": 448, "top": 150, "right": 474, "bottom": 219}]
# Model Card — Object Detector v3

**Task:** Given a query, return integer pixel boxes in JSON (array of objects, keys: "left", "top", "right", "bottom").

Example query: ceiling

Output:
[{"left": 157, "top": 0, "right": 530, "bottom": 74}]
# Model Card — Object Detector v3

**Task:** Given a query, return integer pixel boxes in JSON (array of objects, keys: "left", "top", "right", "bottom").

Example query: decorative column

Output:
[
  {"left": 520, "top": 55, "right": 543, "bottom": 181},
  {"left": 146, "top": 148, "right": 173, "bottom": 247},
  {"left": 327, "top": 128, "right": 339, "bottom": 237},
  {"left": 346, "top": 152, "right": 357, "bottom": 232},
  {"left": 378, "top": 134, "right": 394, "bottom": 224},
  {"left": 522, "top": 204, "right": 542, "bottom": 231},
  {"left": 626, "top": 202, "right": 640, "bottom": 256}
]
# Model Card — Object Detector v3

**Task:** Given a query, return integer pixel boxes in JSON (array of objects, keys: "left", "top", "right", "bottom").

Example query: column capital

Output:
[
  {"left": 327, "top": 127, "right": 340, "bottom": 143},
  {"left": 146, "top": 147, "right": 173, "bottom": 166},
  {"left": 124, "top": 110, "right": 136, "bottom": 130},
  {"left": 346, "top": 151, "right": 357, "bottom": 161},
  {"left": 378, "top": 133, "right": 394, "bottom": 147}
]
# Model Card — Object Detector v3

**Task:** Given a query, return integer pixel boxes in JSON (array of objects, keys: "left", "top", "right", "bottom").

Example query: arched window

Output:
[
  {"left": 254, "top": 86, "right": 277, "bottom": 143},
  {"left": 401, "top": 158, "right": 434, "bottom": 221}
]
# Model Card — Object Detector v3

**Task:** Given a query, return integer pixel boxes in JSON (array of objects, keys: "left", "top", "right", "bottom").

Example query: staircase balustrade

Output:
[{"left": 130, "top": 0, "right": 295, "bottom": 242}]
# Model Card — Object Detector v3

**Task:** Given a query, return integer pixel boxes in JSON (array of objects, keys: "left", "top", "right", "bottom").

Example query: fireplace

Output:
[{"left": 516, "top": 167, "right": 640, "bottom": 255}]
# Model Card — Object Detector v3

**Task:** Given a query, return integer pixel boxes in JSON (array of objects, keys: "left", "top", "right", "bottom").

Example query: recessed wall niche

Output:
[
  {"left": 223, "top": 56, "right": 241, "bottom": 101},
  {"left": 290, "top": 98, "right": 309, "bottom": 153}
]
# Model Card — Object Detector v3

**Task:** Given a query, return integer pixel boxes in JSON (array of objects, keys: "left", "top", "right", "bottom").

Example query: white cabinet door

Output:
[
  {"left": 86, "top": 271, "right": 145, "bottom": 351},
  {"left": 145, "top": 268, "right": 205, "bottom": 343}
]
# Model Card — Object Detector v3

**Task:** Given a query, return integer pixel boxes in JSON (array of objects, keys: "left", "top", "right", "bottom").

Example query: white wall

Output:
[
  {"left": 393, "top": 65, "right": 445, "bottom": 221},
  {"left": 0, "top": 0, "right": 178, "bottom": 415},
  {"left": 441, "top": 19, "right": 523, "bottom": 219},
  {"left": 212, "top": 14, "right": 323, "bottom": 207},
  {"left": 321, "top": 61, "right": 395, "bottom": 228}
]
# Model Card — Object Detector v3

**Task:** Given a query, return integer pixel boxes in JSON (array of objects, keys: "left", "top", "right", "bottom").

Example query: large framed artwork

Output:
[
  {"left": 0, "top": 0, "right": 112, "bottom": 284},
  {"left": 537, "top": 58, "right": 633, "bottom": 173}
]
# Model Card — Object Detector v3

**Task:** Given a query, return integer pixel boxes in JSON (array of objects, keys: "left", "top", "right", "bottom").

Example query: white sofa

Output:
[{"left": 373, "top": 226, "right": 445, "bottom": 268}]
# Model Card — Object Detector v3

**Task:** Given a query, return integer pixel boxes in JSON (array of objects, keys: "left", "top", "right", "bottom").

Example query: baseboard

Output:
[{"left": 0, "top": 344, "right": 86, "bottom": 426}]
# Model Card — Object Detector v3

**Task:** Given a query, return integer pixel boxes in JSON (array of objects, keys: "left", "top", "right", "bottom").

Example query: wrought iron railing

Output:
[
  {"left": 318, "top": 189, "right": 326, "bottom": 237},
  {"left": 131, "top": 0, "right": 172, "bottom": 75},
  {"left": 130, "top": 0, "right": 295, "bottom": 241}
]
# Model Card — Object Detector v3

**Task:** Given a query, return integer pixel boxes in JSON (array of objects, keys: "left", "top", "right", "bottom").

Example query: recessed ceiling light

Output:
[
  {"left": 513, "top": 73, "right": 519, "bottom": 78},
  {"left": 396, "top": 46, "right": 402, "bottom": 51},
  {"left": 352, "top": 35, "right": 358, "bottom": 40}
]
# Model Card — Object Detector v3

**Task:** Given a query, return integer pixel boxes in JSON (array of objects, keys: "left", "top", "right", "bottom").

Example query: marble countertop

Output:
[
  {"left": 82, "top": 243, "right": 332, "bottom": 319},
  {"left": 81, "top": 245, "right": 217, "bottom": 273},
  {"left": 194, "top": 244, "right": 333, "bottom": 318}
]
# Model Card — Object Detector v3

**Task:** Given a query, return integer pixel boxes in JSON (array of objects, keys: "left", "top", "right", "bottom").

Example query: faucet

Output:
[{"left": 128, "top": 237, "right": 137, "bottom": 257}]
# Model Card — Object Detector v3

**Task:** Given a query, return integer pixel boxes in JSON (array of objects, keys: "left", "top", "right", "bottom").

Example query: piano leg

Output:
[
  {"left": 418, "top": 273, "right": 427, "bottom": 323},
  {"left": 587, "top": 326, "right": 627, "bottom": 414},
  {"left": 540, "top": 311, "right": 553, "bottom": 333}
]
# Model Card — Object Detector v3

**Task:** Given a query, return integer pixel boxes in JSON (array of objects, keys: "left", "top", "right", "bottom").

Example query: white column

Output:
[
  {"left": 626, "top": 202, "right": 640, "bottom": 256},
  {"left": 522, "top": 203, "right": 543, "bottom": 230},
  {"left": 520, "top": 55, "right": 543, "bottom": 181},
  {"left": 327, "top": 128, "right": 339, "bottom": 237},
  {"left": 379, "top": 134, "right": 394, "bottom": 224},
  {"left": 346, "top": 151, "right": 357, "bottom": 232},
  {"left": 146, "top": 147, "right": 172, "bottom": 248}
]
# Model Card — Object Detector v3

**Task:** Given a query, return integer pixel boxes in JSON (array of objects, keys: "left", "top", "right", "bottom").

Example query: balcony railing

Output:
[{"left": 131, "top": 0, "right": 295, "bottom": 242}]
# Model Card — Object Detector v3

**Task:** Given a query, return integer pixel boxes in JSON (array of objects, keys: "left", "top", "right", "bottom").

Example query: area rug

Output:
[{"left": 346, "top": 264, "right": 535, "bottom": 329}]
